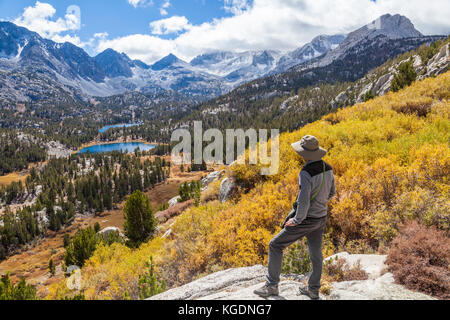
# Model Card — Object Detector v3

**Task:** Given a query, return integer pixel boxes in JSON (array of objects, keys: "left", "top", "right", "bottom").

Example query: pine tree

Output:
[
  {"left": 138, "top": 256, "right": 166, "bottom": 299},
  {"left": 0, "top": 275, "right": 37, "bottom": 300},
  {"left": 49, "top": 259, "right": 55, "bottom": 276},
  {"left": 63, "top": 234, "right": 70, "bottom": 248},
  {"left": 123, "top": 190, "right": 157, "bottom": 246},
  {"left": 64, "top": 227, "right": 100, "bottom": 267},
  {"left": 391, "top": 59, "right": 417, "bottom": 92}
]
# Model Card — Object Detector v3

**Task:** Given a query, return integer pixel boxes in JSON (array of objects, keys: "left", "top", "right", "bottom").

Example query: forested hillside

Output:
[
  {"left": 47, "top": 71, "right": 449, "bottom": 300},
  {"left": 0, "top": 130, "right": 46, "bottom": 175},
  {"left": 0, "top": 152, "right": 170, "bottom": 260}
]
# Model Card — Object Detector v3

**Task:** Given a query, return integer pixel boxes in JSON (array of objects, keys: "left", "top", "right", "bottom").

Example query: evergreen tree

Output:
[
  {"left": 138, "top": 257, "right": 166, "bottom": 299},
  {"left": 49, "top": 259, "right": 55, "bottom": 276},
  {"left": 0, "top": 275, "right": 37, "bottom": 300},
  {"left": 123, "top": 190, "right": 157, "bottom": 246},
  {"left": 63, "top": 234, "right": 70, "bottom": 248},
  {"left": 64, "top": 227, "right": 100, "bottom": 267},
  {"left": 391, "top": 59, "right": 417, "bottom": 92}
]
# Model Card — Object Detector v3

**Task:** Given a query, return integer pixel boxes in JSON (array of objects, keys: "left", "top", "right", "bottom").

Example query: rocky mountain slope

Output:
[
  {"left": 149, "top": 253, "right": 435, "bottom": 300},
  {"left": 329, "top": 39, "right": 449, "bottom": 108},
  {"left": 203, "top": 14, "right": 442, "bottom": 108},
  {"left": 0, "top": 21, "right": 344, "bottom": 104},
  {"left": 273, "top": 35, "right": 346, "bottom": 74},
  {"left": 314, "top": 14, "right": 423, "bottom": 68},
  {"left": 1, "top": 14, "right": 441, "bottom": 107}
]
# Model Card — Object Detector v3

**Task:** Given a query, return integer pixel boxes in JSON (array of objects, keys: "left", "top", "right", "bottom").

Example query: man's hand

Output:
[{"left": 285, "top": 218, "right": 296, "bottom": 227}]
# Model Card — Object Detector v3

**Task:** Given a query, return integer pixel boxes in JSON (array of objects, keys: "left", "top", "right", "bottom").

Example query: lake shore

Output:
[{"left": 73, "top": 139, "right": 159, "bottom": 154}]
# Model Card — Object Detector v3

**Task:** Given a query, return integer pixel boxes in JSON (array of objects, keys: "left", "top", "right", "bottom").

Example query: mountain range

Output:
[
  {"left": 212, "top": 14, "right": 442, "bottom": 106},
  {"left": 0, "top": 13, "right": 443, "bottom": 106},
  {"left": 0, "top": 20, "right": 349, "bottom": 102}
]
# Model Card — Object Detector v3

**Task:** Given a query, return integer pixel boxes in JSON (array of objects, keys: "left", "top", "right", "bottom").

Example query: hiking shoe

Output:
[
  {"left": 253, "top": 284, "right": 279, "bottom": 297},
  {"left": 299, "top": 286, "right": 320, "bottom": 300}
]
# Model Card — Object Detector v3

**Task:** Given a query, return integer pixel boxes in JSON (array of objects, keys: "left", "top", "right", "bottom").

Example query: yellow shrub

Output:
[{"left": 48, "top": 237, "right": 165, "bottom": 300}]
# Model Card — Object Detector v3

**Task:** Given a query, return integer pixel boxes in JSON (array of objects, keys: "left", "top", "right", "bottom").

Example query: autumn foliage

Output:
[
  {"left": 49, "top": 71, "right": 450, "bottom": 299},
  {"left": 155, "top": 72, "right": 450, "bottom": 288}
]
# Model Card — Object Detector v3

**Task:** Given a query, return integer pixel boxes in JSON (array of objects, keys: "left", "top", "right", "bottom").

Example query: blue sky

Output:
[
  {"left": 1, "top": 0, "right": 449, "bottom": 64},
  {"left": 0, "top": 0, "right": 230, "bottom": 42}
]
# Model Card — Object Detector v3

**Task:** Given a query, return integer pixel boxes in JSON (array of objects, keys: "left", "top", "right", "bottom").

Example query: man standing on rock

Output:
[{"left": 254, "top": 135, "right": 336, "bottom": 300}]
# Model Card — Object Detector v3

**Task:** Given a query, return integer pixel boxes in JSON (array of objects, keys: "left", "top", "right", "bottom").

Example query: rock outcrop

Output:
[
  {"left": 353, "top": 42, "right": 449, "bottom": 103},
  {"left": 218, "top": 177, "right": 236, "bottom": 203},
  {"left": 149, "top": 253, "right": 435, "bottom": 300},
  {"left": 168, "top": 196, "right": 181, "bottom": 207},
  {"left": 372, "top": 73, "right": 394, "bottom": 96},
  {"left": 329, "top": 273, "right": 433, "bottom": 300},
  {"left": 418, "top": 43, "right": 449, "bottom": 80},
  {"left": 46, "top": 141, "right": 73, "bottom": 159},
  {"left": 98, "top": 227, "right": 124, "bottom": 242},
  {"left": 201, "top": 170, "right": 225, "bottom": 187},
  {"left": 324, "top": 252, "right": 387, "bottom": 279}
]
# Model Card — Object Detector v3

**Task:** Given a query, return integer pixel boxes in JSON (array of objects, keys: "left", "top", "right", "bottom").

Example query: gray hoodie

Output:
[{"left": 292, "top": 160, "right": 336, "bottom": 225}]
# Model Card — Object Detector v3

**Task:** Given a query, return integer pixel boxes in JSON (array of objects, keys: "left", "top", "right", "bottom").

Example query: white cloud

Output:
[
  {"left": 128, "top": 0, "right": 154, "bottom": 8},
  {"left": 159, "top": 0, "right": 171, "bottom": 15},
  {"left": 51, "top": 34, "right": 82, "bottom": 46},
  {"left": 150, "top": 16, "right": 191, "bottom": 35},
  {"left": 161, "top": 0, "right": 171, "bottom": 9},
  {"left": 223, "top": 0, "right": 251, "bottom": 15},
  {"left": 94, "top": 32, "right": 109, "bottom": 39},
  {"left": 99, "top": 0, "right": 450, "bottom": 64},
  {"left": 97, "top": 34, "right": 175, "bottom": 63},
  {"left": 14, "top": 2, "right": 81, "bottom": 39}
]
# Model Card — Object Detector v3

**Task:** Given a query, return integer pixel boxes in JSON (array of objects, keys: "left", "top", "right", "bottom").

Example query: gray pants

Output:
[{"left": 265, "top": 216, "right": 327, "bottom": 292}]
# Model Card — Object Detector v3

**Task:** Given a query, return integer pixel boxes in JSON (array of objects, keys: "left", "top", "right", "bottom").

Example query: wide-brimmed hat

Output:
[{"left": 291, "top": 135, "right": 327, "bottom": 161}]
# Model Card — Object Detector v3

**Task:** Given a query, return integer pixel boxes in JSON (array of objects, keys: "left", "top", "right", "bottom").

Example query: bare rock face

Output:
[
  {"left": 324, "top": 252, "right": 387, "bottom": 279},
  {"left": 318, "top": 14, "right": 423, "bottom": 67},
  {"left": 150, "top": 265, "right": 268, "bottom": 300},
  {"left": 372, "top": 73, "right": 394, "bottom": 96},
  {"left": 218, "top": 177, "right": 236, "bottom": 203},
  {"left": 46, "top": 141, "right": 73, "bottom": 159},
  {"left": 418, "top": 43, "right": 450, "bottom": 80},
  {"left": 161, "top": 228, "right": 172, "bottom": 239},
  {"left": 356, "top": 83, "right": 373, "bottom": 102},
  {"left": 149, "top": 253, "right": 436, "bottom": 301},
  {"left": 334, "top": 91, "right": 348, "bottom": 104},
  {"left": 201, "top": 170, "right": 225, "bottom": 187},
  {"left": 353, "top": 43, "right": 448, "bottom": 104},
  {"left": 98, "top": 227, "right": 124, "bottom": 242},
  {"left": 329, "top": 273, "right": 434, "bottom": 300},
  {"left": 168, "top": 196, "right": 181, "bottom": 207}
]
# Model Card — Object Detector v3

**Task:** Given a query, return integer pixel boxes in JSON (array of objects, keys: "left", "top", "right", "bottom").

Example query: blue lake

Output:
[
  {"left": 98, "top": 123, "right": 142, "bottom": 133},
  {"left": 78, "top": 142, "right": 156, "bottom": 154}
]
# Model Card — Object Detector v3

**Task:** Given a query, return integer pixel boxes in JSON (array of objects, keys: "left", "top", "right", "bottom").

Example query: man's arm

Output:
[{"left": 292, "top": 171, "right": 311, "bottom": 225}]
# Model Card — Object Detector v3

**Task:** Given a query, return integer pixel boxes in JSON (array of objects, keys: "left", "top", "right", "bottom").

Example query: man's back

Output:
[{"left": 292, "top": 160, "right": 335, "bottom": 224}]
